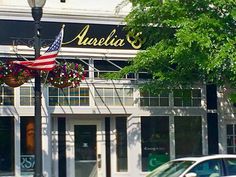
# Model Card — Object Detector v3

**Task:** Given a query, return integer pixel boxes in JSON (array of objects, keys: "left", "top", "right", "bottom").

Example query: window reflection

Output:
[
  {"left": 189, "top": 159, "right": 222, "bottom": 177},
  {"left": 116, "top": 117, "right": 128, "bottom": 172},
  {"left": 141, "top": 116, "right": 170, "bottom": 171},
  {"left": 175, "top": 116, "right": 202, "bottom": 158},
  {"left": 0, "top": 117, "right": 15, "bottom": 176},
  {"left": 173, "top": 89, "right": 201, "bottom": 107},
  {"left": 227, "top": 124, "right": 236, "bottom": 154},
  {"left": 20, "top": 117, "right": 35, "bottom": 175},
  {"left": 140, "top": 90, "right": 169, "bottom": 107},
  {"left": 74, "top": 125, "right": 97, "bottom": 177},
  {"left": 224, "top": 158, "right": 236, "bottom": 175},
  {"left": 75, "top": 125, "right": 96, "bottom": 161}
]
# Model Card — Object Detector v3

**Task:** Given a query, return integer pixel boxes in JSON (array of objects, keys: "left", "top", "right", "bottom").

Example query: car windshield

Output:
[{"left": 147, "top": 160, "right": 195, "bottom": 177}]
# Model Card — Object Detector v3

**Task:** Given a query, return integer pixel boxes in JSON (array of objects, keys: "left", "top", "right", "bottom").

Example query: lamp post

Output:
[{"left": 27, "top": 0, "right": 46, "bottom": 177}]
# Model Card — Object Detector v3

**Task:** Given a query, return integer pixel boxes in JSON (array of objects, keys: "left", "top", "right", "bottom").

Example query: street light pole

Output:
[
  {"left": 33, "top": 7, "right": 43, "bottom": 177},
  {"left": 27, "top": 1, "right": 46, "bottom": 177}
]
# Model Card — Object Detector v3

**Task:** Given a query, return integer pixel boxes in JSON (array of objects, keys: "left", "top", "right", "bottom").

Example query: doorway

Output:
[{"left": 66, "top": 119, "right": 105, "bottom": 177}]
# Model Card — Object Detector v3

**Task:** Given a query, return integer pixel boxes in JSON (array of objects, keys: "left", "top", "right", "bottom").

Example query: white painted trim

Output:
[
  {"left": 51, "top": 118, "right": 59, "bottom": 177},
  {"left": 169, "top": 115, "right": 175, "bottom": 159},
  {"left": 2, "top": 45, "right": 138, "bottom": 59},
  {"left": 15, "top": 115, "right": 21, "bottom": 177}
]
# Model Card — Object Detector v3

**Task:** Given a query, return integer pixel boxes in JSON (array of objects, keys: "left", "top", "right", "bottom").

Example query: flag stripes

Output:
[{"left": 13, "top": 25, "right": 64, "bottom": 71}]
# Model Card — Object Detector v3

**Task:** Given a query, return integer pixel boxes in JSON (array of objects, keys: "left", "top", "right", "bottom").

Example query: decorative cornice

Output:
[{"left": 0, "top": 6, "right": 128, "bottom": 25}]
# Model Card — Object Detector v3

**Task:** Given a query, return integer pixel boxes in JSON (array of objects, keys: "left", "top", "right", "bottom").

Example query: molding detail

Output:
[{"left": 0, "top": 6, "right": 128, "bottom": 25}]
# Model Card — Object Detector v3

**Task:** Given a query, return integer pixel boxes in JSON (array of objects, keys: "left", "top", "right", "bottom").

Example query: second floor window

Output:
[
  {"left": 49, "top": 87, "right": 89, "bottom": 106},
  {"left": 140, "top": 90, "right": 169, "bottom": 107},
  {"left": 173, "top": 89, "right": 201, "bottom": 107},
  {"left": 94, "top": 88, "right": 134, "bottom": 106},
  {"left": 20, "top": 87, "right": 34, "bottom": 106},
  {"left": 0, "top": 86, "right": 14, "bottom": 106}
]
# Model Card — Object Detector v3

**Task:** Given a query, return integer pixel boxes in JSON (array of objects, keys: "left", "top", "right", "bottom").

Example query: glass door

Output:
[
  {"left": 67, "top": 120, "right": 104, "bottom": 177},
  {"left": 74, "top": 125, "right": 97, "bottom": 177}
]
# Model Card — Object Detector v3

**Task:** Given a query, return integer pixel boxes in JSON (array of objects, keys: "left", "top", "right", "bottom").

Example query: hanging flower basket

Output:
[
  {"left": 45, "top": 62, "right": 84, "bottom": 88},
  {"left": 49, "top": 78, "right": 73, "bottom": 88},
  {"left": 4, "top": 74, "right": 27, "bottom": 87},
  {"left": 0, "top": 61, "right": 84, "bottom": 88},
  {"left": 0, "top": 62, "right": 34, "bottom": 87}
]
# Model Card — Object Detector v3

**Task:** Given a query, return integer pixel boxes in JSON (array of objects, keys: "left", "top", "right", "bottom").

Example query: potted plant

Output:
[
  {"left": 44, "top": 62, "right": 84, "bottom": 88},
  {"left": 0, "top": 61, "right": 33, "bottom": 87},
  {"left": 0, "top": 61, "right": 85, "bottom": 88}
]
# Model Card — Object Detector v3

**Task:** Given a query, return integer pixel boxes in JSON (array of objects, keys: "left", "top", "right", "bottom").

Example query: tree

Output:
[{"left": 115, "top": 0, "right": 236, "bottom": 95}]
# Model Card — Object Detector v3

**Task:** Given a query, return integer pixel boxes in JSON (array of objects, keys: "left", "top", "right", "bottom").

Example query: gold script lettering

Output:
[
  {"left": 126, "top": 32, "right": 144, "bottom": 49},
  {"left": 63, "top": 25, "right": 126, "bottom": 48}
]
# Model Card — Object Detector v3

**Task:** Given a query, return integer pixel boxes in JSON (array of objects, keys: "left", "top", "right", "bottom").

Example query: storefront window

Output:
[
  {"left": 0, "top": 117, "right": 15, "bottom": 176},
  {"left": 94, "top": 60, "right": 131, "bottom": 79},
  {"left": 20, "top": 86, "right": 34, "bottom": 106},
  {"left": 95, "top": 88, "right": 133, "bottom": 106},
  {"left": 0, "top": 86, "right": 14, "bottom": 106},
  {"left": 141, "top": 116, "right": 170, "bottom": 171},
  {"left": 175, "top": 116, "right": 202, "bottom": 158},
  {"left": 140, "top": 90, "right": 169, "bottom": 107},
  {"left": 49, "top": 87, "right": 89, "bottom": 106},
  {"left": 226, "top": 124, "right": 236, "bottom": 154},
  {"left": 116, "top": 117, "right": 128, "bottom": 172},
  {"left": 173, "top": 89, "right": 201, "bottom": 107},
  {"left": 20, "top": 117, "right": 35, "bottom": 175}
]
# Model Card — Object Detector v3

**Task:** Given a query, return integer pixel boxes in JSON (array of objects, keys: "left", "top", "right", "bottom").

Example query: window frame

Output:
[
  {"left": 48, "top": 87, "right": 89, "bottom": 106},
  {"left": 173, "top": 89, "right": 201, "bottom": 107},
  {"left": 19, "top": 86, "right": 34, "bottom": 106},
  {"left": 226, "top": 124, "right": 236, "bottom": 154},
  {"left": 94, "top": 87, "right": 134, "bottom": 106},
  {"left": 139, "top": 90, "right": 170, "bottom": 107},
  {"left": 0, "top": 86, "right": 14, "bottom": 106}
]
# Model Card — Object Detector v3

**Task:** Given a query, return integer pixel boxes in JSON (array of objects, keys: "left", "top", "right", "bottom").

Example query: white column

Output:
[
  {"left": 169, "top": 115, "right": 175, "bottom": 159},
  {"left": 41, "top": 87, "right": 52, "bottom": 177},
  {"left": 127, "top": 115, "right": 142, "bottom": 177},
  {"left": 15, "top": 114, "right": 21, "bottom": 177}
]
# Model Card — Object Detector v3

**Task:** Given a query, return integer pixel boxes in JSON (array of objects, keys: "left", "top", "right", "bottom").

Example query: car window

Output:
[
  {"left": 188, "top": 159, "right": 223, "bottom": 177},
  {"left": 147, "top": 160, "right": 195, "bottom": 177},
  {"left": 224, "top": 158, "right": 236, "bottom": 176}
]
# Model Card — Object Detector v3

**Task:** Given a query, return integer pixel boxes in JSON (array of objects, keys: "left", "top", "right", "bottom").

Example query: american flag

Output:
[{"left": 14, "top": 25, "right": 64, "bottom": 71}]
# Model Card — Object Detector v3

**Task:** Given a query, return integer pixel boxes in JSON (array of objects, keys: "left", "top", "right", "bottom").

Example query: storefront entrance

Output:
[{"left": 66, "top": 119, "right": 105, "bottom": 177}]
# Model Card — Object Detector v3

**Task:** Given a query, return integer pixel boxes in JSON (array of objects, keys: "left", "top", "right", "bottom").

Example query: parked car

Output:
[{"left": 146, "top": 154, "right": 236, "bottom": 177}]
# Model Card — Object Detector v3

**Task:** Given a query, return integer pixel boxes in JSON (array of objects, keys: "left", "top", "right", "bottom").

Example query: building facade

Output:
[{"left": 0, "top": 1, "right": 235, "bottom": 177}]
